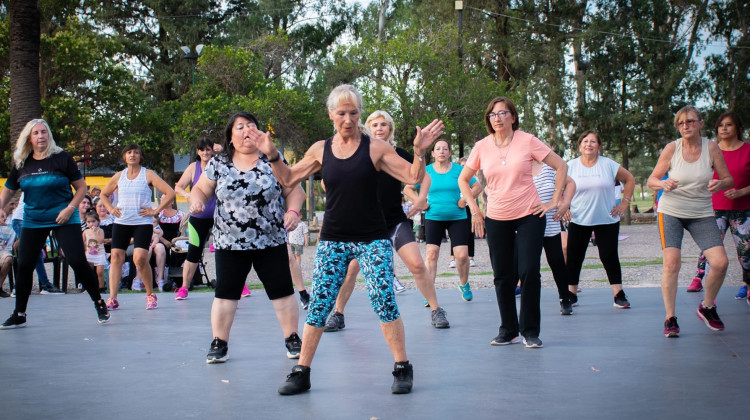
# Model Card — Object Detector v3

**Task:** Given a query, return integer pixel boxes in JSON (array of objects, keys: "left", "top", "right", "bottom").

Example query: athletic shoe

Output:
[
  {"left": 459, "top": 282, "right": 473, "bottom": 301},
  {"left": 131, "top": 279, "right": 143, "bottom": 291},
  {"left": 490, "top": 333, "right": 521, "bottom": 346},
  {"left": 523, "top": 336, "right": 543, "bottom": 348},
  {"left": 278, "top": 365, "right": 311, "bottom": 395},
  {"left": 663, "top": 316, "right": 679, "bottom": 338},
  {"left": 735, "top": 285, "right": 748, "bottom": 300},
  {"left": 448, "top": 260, "right": 456, "bottom": 269},
  {"left": 209, "top": 243, "right": 215, "bottom": 252},
  {"left": 391, "top": 362, "right": 413, "bottom": 394},
  {"left": 570, "top": 294, "right": 579, "bottom": 307},
  {"left": 686, "top": 277, "right": 703, "bottom": 292},
  {"left": 174, "top": 286, "right": 188, "bottom": 300},
  {"left": 430, "top": 307, "right": 450, "bottom": 328},
  {"left": 469, "top": 258, "right": 476, "bottom": 267},
  {"left": 393, "top": 277, "right": 406, "bottom": 294},
  {"left": 206, "top": 337, "right": 228, "bottom": 363},
  {"left": 285, "top": 332, "right": 302, "bottom": 359},
  {"left": 157, "top": 280, "right": 165, "bottom": 292},
  {"left": 613, "top": 290, "right": 630, "bottom": 309},
  {"left": 0, "top": 290, "right": 10, "bottom": 298},
  {"left": 423, "top": 298, "right": 429, "bottom": 308},
  {"left": 515, "top": 285, "right": 521, "bottom": 298},
  {"left": 299, "top": 292, "right": 310, "bottom": 310},
  {"left": 106, "top": 297, "right": 119, "bottom": 310},
  {"left": 560, "top": 299, "right": 573, "bottom": 315},
  {"left": 697, "top": 302, "right": 724, "bottom": 331},
  {"left": 67, "top": 284, "right": 85, "bottom": 294},
  {"left": 40, "top": 285, "right": 64, "bottom": 295},
  {"left": 0, "top": 311, "right": 26, "bottom": 329},
  {"left": 95, "top": 300, "right": 110, "bottom": 324},
  {"left": 146, "top": 293, "right": 158, "bottom": 310},
  {"left": 241, "top": 284, "right": 252, "bottom": 298},
  {"left": 324, "top": 311, "right": 345, "bottom": 332},
  {"left": 10, "top": 289, "right": 15, "bottom": 298}
]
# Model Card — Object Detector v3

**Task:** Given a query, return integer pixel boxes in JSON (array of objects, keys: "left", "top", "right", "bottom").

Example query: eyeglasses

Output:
[
  {"left": 487, "top": 111, "right": 511, "bottom": 120},
  {"left": 677, "top": 119, "right": 699, "bottom": 128}
]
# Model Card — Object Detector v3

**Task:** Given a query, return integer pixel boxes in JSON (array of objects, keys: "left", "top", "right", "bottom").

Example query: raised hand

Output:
[
  {"left": 413, "top": 119, "right": 444, "bottom": 157},
  {"left": 248, "top": 125, "right": 278, "bottom": 160}
]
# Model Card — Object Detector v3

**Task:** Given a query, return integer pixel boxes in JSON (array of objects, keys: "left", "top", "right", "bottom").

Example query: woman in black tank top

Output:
[{"left": 252, "top": 85, "right": 444, "bottom": 396}]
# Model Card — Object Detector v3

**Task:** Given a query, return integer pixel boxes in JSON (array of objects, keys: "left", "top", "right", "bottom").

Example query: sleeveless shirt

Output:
[
  {"left": 657, "top": 138, "right": 714, "bottom": 218},
  {"left": 192, "top": 161, "right": 216, "bottom": 219},
  {"left": 114, "top": 166, "right": 153, "bottom": 225},
  {"left": 320, "top": 135, "right": 388, "bottom": 242}
]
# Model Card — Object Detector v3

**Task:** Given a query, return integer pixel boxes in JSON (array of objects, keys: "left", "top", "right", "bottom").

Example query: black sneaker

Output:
[
  {"left": 324, "top": 311, "right": 345, "bottom": 332},
  {"left": 0, "top": 311, "right": 26, "bottom": 329},
  {"left": 206, "top": 337, "right": 228, "bottom": 363},
  {"left": 285, "top": 332, "right": 302, "bottom": 359},
  {"left": 613, "top": 290, "right": 630, "bottom": 309},
  {"left": 570, "top": 293, "right": 578, "bottom": 307},
  {"left": 560, "top": 298, "right": 573, "bottom": 315},
  {"left": 0, "top": 290, "right": 10, "bottom": 298},
  {"left": 523, "top": 336, "right": 543, "bottom": 348},
  {"left": 278, "top": 365, "right": 311, "bottom": 395},
  {"left": 299, "top": 291, "right": 310, "bottom": 311},
  {"left": 391, "top": 361, "right": 413, "bottom": 394},
  {"left": 490, "top": 333, "right": 521, "bottom": 346},
  {"left": 67, "top": 284, "right": 85, "bottom": 294},
  {"left": 40, "top": 285, "right": 64, "bottom": 295},
  {"left": 95, "top": 300, "right": 110, "bottom": 324},
  {"left": 430, "top": 307, "right": 450, "bottom": 328}
]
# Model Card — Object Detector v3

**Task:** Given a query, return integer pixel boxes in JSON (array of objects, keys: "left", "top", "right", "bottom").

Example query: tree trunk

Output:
[{"left": 9, "top": 0, "right": 42, "bottom": 162}]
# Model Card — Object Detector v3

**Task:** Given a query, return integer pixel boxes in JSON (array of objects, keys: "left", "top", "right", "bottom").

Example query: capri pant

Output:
[
  {"left": 306, "top": 239, "right": 398, "bottom": 327},
  {"left": 111, "top": 223, "right": 152, "bottom": 250},
  {"left": 186, "top": 216, "right": 214, "bottom": 263},
  {"left": 658, "top": 213, "right": 723, "bottom": 251},
  {"left": 213, "top": 244, "right": 294, "bottom": 301},
  {"left": 424, "top": 218, "right": 469, "bottom": 247}
]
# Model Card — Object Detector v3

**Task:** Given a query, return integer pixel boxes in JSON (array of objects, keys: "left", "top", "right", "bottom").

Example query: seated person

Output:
[{"left": 0, "top": 196, "right": 19, "bottom": 298}]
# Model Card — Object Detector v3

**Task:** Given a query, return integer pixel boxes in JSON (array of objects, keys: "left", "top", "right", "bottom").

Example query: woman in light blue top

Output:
[{"left": 405, "top": 139, "right": 482, "bottom": 302}]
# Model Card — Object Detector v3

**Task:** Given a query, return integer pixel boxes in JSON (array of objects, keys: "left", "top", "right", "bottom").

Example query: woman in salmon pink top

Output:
[
  {"left": 688, "top": 112, "right": 750, "bottom": 303},
  {"left": 458, "top": 97, "right": 567, "bottom": 349}
]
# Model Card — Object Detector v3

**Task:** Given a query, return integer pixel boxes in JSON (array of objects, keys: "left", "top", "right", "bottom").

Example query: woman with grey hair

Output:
[
  {"left": 252, "top": 84, "right": 443, "bottom": 395},
  {"left": 0, "top": 119, "right": 109, "bottom": 328}
]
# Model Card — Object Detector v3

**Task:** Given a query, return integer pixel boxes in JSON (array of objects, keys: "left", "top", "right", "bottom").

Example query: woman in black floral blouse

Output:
[{"left": 188, "top": 112, "right": 306, "bottom": 364}]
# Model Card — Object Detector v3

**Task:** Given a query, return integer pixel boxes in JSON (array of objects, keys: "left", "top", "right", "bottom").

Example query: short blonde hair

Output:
[
  {"left": 326, "top": 84, "right": 366, "bottom": 134},
  {"left": 673, "top": 105, "right": 702, "bottom": 128},
  {"left": 365, "top": 110, "right": 396, "bottom": 146},
  {"left": 13, "top": 119, "right": 63, "bottom": 169}
]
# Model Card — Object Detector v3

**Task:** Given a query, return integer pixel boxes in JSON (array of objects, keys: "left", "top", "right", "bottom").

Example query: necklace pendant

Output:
[{"left": 502, "top": 160, "right": 506, "bottom": 165}]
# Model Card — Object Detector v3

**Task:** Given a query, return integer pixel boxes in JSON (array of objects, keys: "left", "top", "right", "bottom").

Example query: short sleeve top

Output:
[
  {"left": 712, "top": 142, "right": 750, "bottom": 211},
  {"left": 466, "top": 131, "right": 551, "bottom": 220},
  {"left": 204, "top": 154, "right": 287, "bottom": 250},
  {"left": 287, "top": 221, "right": 309, "bottom": 245},
  {"left": 4, "top": 151, "right": 83, "bottom": 228},
  {"left": 532, "top": 163, "right": 561, "bottom": 237}
]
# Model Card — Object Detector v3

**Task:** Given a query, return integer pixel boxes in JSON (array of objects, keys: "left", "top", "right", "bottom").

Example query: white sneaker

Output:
[
  {"left": 157, "top": 280, "right": 165, "bottom": 292},
  {"left": 469, "top": 259, "right": 476, "bottom": 267},
  {"left": 393, "top": 277, "right": 406, "bottom": 294},
  {"left": 131, "top": 279, "right": 143, "bottom": 291},
  {"left": 448, "top": 260, "right": 456, "bottom": 269}
]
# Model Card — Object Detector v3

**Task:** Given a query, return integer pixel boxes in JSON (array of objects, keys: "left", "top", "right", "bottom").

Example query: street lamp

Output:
[{"left": 181, "top": 44, "right": 204, "bottom": 84}]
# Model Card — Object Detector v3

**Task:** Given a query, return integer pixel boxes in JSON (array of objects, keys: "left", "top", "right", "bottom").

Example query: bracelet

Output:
[
  {"left": 67, "top": 205, "right": 76, "bottom": 210},
  {"left": 286, "top": 209, "right": 299, "bottom": 218},
  {"left": 623, "top": 197, "right": 631, "bottom": 202},
  {"left": 268, "top": 153, "right": 281, "bottom": 163},
  {"left": 417, "top": 154, "right": 425, "bottom": 162}
]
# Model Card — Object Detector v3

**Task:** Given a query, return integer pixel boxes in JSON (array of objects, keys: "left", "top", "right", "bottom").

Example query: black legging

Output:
[
  {"left": 16, "top": 224, "right": 102, "bottom": 312},
  {"left": 566, "top": 222, "right": 622, "bottom": 286},
  {"left": 486, "top": 214, "right": 545, "bottom": 339},
  {"left": 543, "top": 233, "right": 572, "bottom": 300},
  {"left": 186, "top": 216, "right": 214, "bottom": 263}
]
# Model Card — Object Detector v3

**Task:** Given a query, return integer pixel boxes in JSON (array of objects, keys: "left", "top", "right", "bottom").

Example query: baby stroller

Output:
[{"left": 163, "top": 217, "right": 215, "bottom": 291}]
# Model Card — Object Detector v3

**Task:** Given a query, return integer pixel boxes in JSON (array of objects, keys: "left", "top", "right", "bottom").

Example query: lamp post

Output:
[{"left": 180, "top": 44, "right": 204, "bottom": 84}]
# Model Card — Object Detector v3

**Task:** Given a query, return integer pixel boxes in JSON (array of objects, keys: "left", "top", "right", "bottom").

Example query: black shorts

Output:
[
  {"left": 213, "top": 244, "right": 294, "bottom": 301},
  {"left": 111, "top": 223, "right": 153, "bottom": 250},
  {"left": 424, "top": 219, "right": 469, "bottom": 247},
  {"left": 388, "top": 221, "right": 416, "bottom": 251}
]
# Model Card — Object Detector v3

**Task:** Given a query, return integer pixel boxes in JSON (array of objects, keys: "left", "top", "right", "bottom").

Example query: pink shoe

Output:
[
  {"left": 241, "top": 284, "right": 252, "bottom": 298},
  {"left": 106, "top": 297, "right": 119, "bottom": 310},
  {"left": 209, "top": 243, "right": 215, "bottom": 252},
  {"left": 686, "top": 277, "right": 703, "bottom": 292},
  {"left": 146, "top": 293, "right": 158, "bottom": 310},
  {"left": 174, "top": 287, "right": 189, "bottom": 300}
]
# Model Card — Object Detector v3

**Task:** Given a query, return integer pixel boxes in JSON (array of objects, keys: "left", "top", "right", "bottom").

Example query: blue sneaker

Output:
[
  {"left": 735, "top": 285, "right": 748, "bottom": 300},
  {"left": 423, "top": 298, "right": 429, "bottom": 308},
  {"left": 459, "top": 282, "right": 473, "bottom": 301},
  {"left": 515, "top": 285, "right": 521, "bottom": 298}
]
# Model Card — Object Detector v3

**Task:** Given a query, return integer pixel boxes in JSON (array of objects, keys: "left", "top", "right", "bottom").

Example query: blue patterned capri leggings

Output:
[{"left": 306, "top": 239, "right": 400, "bottom": 327}]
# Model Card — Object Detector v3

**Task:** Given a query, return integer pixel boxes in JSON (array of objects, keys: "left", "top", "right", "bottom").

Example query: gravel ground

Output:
[{"left": 11, "top": 222, "right": 744, "bottom": 295}]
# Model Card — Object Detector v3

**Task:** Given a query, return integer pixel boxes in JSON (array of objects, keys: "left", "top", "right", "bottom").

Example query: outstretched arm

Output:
[{"left": 251, "top": 127, "right": 324, "bottom": 187}]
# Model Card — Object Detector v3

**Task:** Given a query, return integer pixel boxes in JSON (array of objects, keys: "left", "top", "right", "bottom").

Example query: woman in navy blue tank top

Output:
[{"left": 253, "top": 84, "right": 444, "bottom": 396}]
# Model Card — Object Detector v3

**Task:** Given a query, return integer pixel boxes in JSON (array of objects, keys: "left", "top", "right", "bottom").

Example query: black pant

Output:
[
  {"left": 543, "top": 234, "right": 571, "bottom": 300},
  {"left": 566, "top": 222, "right": 622, "bottom": 286},
  {"left": 451, "top": 207, "right": 475, "bottom": 258},
  {"left": 16, "top": 224, "right": 102, "bottom": 313},
  {"left": 485, "top": 214, "right": 545, "bottom": 338}
]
